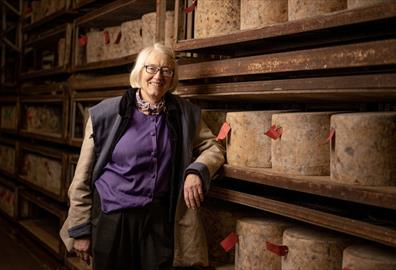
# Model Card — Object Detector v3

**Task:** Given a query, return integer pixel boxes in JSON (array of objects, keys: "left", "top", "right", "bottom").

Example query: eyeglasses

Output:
[{"left": 144, "top": 65, "right": 174, "bottom": 77}]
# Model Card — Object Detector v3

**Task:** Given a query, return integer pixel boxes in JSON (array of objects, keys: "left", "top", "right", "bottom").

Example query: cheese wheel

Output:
[
  {"left": 102, "top": 26, "right": 123, "bottom": 61},
  {"left": 142, "top": 11, "right": 174, "bottom": 48},
  {"left": 226, "top": 110, "right": 290, "bottom": 168},
  {"left": 235, "top": 217, "right": 291, "bottom": 270},
  {"left": 348, "top": 0, "right": 392, "bottom": 9},
  {"left": 240, "top": 0, "right": 288, "bottom": 30},
  {"left": 271, "top": 112, "right": 339, "bottom": 176},
  {"left": 342, "top": 244, "right": 396, "bottom": 269},
  {"left": 86, "top": 30, "right": 103, "bottom": 63},
  {"left": 194, "top": 0, "right": 240, "bottom": 38},
  {"left": 330, "top": 112, "right": 396, "bottom": 186},
  {"left": 120, "top": 19, "right": 143, "bottom": 57},
  {"left": 288, "top": 0, "right": 347, "bottom": 20},
  {"left": 282, "top": 227, "right": 350, "bottom": 270}
]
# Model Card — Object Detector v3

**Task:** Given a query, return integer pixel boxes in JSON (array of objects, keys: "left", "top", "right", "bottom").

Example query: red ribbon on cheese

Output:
[
  {"left": 342, "top": 268, "right": 352, "bottom": 270},
  {"left": 220, "top": 232, "right": 238, "bottom": 252},
  {"left": 114, "top": 31, "right": 122, "bottom": 44},
  {"left": 266, "top": 241, "right": 288, "bottom": 256},
  {"left": 79, "top": 35, "right": 88, "bottom": 47},
  {"left": 216, "top": 122, "right": 231, "bottom": 141},
  {"left": 184, "top": 0, "right": 197, "bottom": 13},
  {"left": 104, "top": 31, "right": 110, "bottom": 44},
  {"left": 264, "top": 125, "right": 282, "bottom": 140}
]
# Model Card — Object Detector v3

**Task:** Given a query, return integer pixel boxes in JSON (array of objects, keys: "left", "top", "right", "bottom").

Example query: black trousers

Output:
[{"left": 92, "top": 200, "right": 173, "bottom": 270}]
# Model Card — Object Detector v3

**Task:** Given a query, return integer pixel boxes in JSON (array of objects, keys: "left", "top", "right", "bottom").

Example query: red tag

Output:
[
  {"left": 216, "top": 122, "right": 231, "bottom": 141},
  {"left": 266, "top": 241, "right": 288, "bottom": 256},
  {"left": 264, "top": 125, "right": 282, "bottom": 140},
  {"left": 104, "top": 31, "right": 110, "bottom": 44},
  {"left": 342, "top": 268, "right": 352, "bottom": 270},
  {"left": 220, "top": 232, "right": 238, "bottom": 252},
  {"left": 114, "top": 31, "right": 122, "bottom": 44},
  {"left": 184, "top": 0, "right": 197, "bottom": 13},
  {"left": 325, "top": 128, "right": 335, "bottom": 143},
  {"left": 79, "top": 35, "right": 88, "bottom": 47}
]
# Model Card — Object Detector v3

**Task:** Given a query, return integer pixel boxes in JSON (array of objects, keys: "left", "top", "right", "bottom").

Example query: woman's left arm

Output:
[{"left": 184, "top": 118, "right": 225, "bottom": 209}]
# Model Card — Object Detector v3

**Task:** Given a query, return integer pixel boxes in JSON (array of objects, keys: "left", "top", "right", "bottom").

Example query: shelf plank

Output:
[
  {"left": 175, "top": 2, "right": 396, "bottom": 52},
  {"left": 23, "top": 9, "right": 74, "bottom": 32},
  {"left": 209, "top": 186, "right": 396, "bottom": 247},
  {"left": 69, "top": 73, "right": 129, "bottom": 90},
  {"left": 20, "top": 67, "right": 69, "bottom": 80},
  {"left": 178, "top": 39, "right": 396, "bottom": 80},
  {"left": 72, "top": 54, "right": 136, "bottom": 72},
  {"left": 223, "top": 165, "right": 396, "bottom": 210},
  {"left": 18, "top": 218, "right": 62, "bottom": 260},
  {"left": 175, "top": 73, "right": 396, "bottom": 102},
  {"left": 65, "top": 256, "right": 92, "bottom": 270}
]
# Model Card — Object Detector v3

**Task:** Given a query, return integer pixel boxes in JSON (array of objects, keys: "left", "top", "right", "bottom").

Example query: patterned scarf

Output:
[{"left": 135, "top": 89, "right": 166, "bottom": 115}]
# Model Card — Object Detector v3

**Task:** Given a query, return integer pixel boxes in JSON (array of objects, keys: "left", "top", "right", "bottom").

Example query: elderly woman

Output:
[{"left": 60, "top": 43, "right": 225, "bottom": 270}]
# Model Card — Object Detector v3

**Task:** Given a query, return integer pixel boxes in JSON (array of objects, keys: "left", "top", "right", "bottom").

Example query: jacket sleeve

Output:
[
  {"left": 184, "top": 117, "right": 226, "bottom": 193},
  {"left": 60, "top": 116, "right": 95, "bottom": 250}
]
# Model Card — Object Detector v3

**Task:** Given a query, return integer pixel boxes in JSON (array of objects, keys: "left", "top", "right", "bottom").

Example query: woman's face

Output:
[{"left": 140, "top": 50, "right": 174, "bottom": 104}]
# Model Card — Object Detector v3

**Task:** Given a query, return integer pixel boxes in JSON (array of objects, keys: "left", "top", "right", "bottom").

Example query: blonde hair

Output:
[{"left": 129, "top": 43, "right": 179, "bottom": 92}]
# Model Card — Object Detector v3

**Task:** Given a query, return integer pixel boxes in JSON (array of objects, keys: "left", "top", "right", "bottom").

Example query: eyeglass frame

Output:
[{"left": 144, "top": 65, "right": 174, "bottom": 77}]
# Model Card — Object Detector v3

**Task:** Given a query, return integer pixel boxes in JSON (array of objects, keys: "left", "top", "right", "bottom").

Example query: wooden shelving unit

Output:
[{"left": 175, "top": 0, "right": 396, "bottom": 254}]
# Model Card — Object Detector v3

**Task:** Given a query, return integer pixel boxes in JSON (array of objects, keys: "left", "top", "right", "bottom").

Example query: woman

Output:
[{"left": 60, "top": 43, "right": 225, "bottom": 270}]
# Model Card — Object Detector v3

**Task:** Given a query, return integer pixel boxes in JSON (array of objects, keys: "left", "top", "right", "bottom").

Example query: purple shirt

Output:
[{"left": 95, "top": 107, "right": 172, "bottom": 213}]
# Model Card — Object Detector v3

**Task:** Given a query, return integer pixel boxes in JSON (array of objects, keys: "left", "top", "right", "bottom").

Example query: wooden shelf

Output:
[
  {"left": 178, "top": 39, "right": 396, "bottom": 81},
  {"left": 223, "top": 165, "right": 396, "bottom": 210},
  {"left": 65, "top": 256, "right": 92, "bottom": 270},
  {"left": 72, "top": 54, "right": 136, "bottom": 72},
  {"left": 209, "top": 186, "right": 396, "bottom": 248},
  {"left": 23, "top": 9, "right": 75, "bottom": 33},
  {"left": 175, "top": 73, "right": 396, "bottom": 102},
  {"left": 20, "top": 67, "right": 69, "bottom": 80},
  {"left": 175, "top": 2, "right": 396, "bottom": 54}
]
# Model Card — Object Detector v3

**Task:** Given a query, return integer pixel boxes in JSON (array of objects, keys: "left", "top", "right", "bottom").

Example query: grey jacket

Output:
[{"left": 60, "top": 89, "right": 225, "bottom": 266}]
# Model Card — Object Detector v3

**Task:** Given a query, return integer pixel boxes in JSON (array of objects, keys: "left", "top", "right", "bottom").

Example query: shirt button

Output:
[
  {"left": 151, "top": 151, "right": 156, "bottom": 156},
  {"left": 150, "top": 132, "right": 155, "bottom": 136}
]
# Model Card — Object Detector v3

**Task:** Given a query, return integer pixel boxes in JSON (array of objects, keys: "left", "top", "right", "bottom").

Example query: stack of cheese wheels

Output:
[
  {"left": 142, "top": 11, "right": 174, "bottom": 48},
  {"left": 235, "top": 217, "right": 291, "bottom": 270},
  {"left": 282, "top": 227, "right": 350, "bottom": 270},
  {"left": 330, "top": 112, "right": 396, "bottom": 185},
  {"left": 342, "top": 244, "right": 396, "bottom": 269},
  {"left": 271, "top": 112, "right": 339, "bottom": 176},
  {"left": 288, "top": 0, "right": 347, "bottom": 21},
  {"left": 348, "top": 0, "right": 392, "bottom": 9},
  {"left": 201, "top": 203, "right": 238, "bottom": 265},
  {"left": 226, "top": 110, "right": 291, "bottom": 168},
  {"left": 240, "top": 0, "right": 288, "bottom": 30},
  {"left": 194, "top": 0, "right": 240, "bottom": 38}
]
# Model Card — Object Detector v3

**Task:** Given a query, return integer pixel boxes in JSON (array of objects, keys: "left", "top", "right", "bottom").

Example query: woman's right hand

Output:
[{"left": 73, "top": 237, "right": 91, "bottom": 265}]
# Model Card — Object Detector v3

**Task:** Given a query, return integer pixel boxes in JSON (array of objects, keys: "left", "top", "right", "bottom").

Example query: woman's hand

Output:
[
  {"left": 73, "top": 237, "right": 91, "bottom": 265},
  {"left": 184, "top": 174, "right": 204, "bottom": 209}
]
